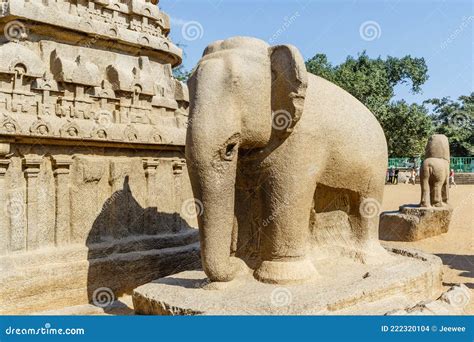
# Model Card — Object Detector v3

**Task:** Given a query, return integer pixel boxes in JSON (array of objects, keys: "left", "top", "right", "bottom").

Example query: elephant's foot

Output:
[
  {"left": 419, "top": 201, "right": 430, "bottom": 208},
  {"left": 202, "top": 257, "right": 250, "bottom": 291},
  {"left": 355, "top": 242, "right": 393, "bottom": 265},
  {"left": 254, "top": 258, "right": 318, "bottom": 285},
  {"left": 202, "top": 279, "right": 241, "bottom": 291}
]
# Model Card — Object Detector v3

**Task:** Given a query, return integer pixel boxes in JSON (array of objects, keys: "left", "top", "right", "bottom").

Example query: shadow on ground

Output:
[{"left": 436, "top": 253, "right": 474, "bottom": 288}]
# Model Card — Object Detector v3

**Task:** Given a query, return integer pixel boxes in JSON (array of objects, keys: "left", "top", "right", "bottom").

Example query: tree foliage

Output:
[
  {"left": 384, "top": 101, "right": 434, "bottom": 157},
  {"left": 173, "top": 64, "right": 192, "bottom": 82},
  {"left": 172, "top": 42, "right": 193, "bottom": 82},
  {"left": 306, "top": 52, "right": 433, "bottom": 157},
  {"left": 425, "top": 93, "right": 474, "bottom": 156}
]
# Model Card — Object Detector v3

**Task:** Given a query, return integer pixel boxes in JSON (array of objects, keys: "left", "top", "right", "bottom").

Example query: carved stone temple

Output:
[{"left": 0, "top": 0, "right": 199, "bottom": 314}]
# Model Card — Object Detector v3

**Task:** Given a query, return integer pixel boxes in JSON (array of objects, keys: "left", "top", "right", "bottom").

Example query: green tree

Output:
[
  {"left": 425, "top": 93, "right": 474, "bottom": 156},
  {"left": 172, "top": 42, "right": 192, "bottom": 82},
  {"left": 306, "top": 52, "right": 432, "bottom": 157},
  {"left": 173, "top": 64, "right": 192, "bottom": 82},
  {"left": 384, "top": 101, "right": 434, "bottom": 157}
]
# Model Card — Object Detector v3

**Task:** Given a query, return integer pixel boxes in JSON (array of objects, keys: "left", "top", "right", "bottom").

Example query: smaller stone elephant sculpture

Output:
[{"left": 420, "top": 134, "right": 450, "bottom": 207}]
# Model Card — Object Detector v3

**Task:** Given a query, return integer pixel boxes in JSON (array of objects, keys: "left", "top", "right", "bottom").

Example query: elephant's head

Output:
[
  {"left": 425, "top": 134, "right": 450, "bottom": 161},
  {"left": 185, "top": 37, "right": 308, "bottom": 282}
]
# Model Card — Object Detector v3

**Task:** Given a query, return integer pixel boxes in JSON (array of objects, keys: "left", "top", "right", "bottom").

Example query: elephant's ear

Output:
[{"left": 269, "top": 45, "right": 308, "bottom": 136}]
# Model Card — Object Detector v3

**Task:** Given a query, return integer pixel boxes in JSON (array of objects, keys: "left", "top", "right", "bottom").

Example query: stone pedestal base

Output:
[
  {"left": 132, "top": 247, "right": 443, "bottom": 315},
  {"left": 0, "top": 230, "right": 200, "bottom": 314},
  {"left": 379, "top": 205, "right": 453, "bottom": 241}
]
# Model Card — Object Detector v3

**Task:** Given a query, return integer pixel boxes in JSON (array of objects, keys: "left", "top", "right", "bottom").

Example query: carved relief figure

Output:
[
  {"left": 186, "top": 37, "right": 389, "bottom": 285},
  {"left": 1, "top": 116, "right": 20, "bottom": 134},
  {"left": 29, "top": 120, "right": 52, "bottom": 136},
  {"left": 420, "top": 134, "right": 450, "bottom": 207},
  {"left": 0, "top": 2, "right": 187, "bottom": 146}
]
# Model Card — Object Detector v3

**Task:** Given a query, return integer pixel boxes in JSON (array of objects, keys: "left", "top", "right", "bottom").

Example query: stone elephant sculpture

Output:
[
  {"left": 185, "top": 37, "right": 389, "bottom": 285},
  {"left": 420, "top": 134, "right": 450, "bottom": 207}
]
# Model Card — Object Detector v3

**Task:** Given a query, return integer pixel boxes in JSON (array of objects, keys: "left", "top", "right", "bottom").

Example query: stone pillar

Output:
[
  {"left": 22, "top": 156, "right": 42, "bottom": 251},
  {"left": 52, "top": 156, "right": 73, "bottom": 246},
  {"left": 173, "top": 158, "right": 186, "bottom": 203},
  {"left": 172, "top": 158, "right": 187, "bottom": 231},
  {"left": 143, "top": 158, "right": 159, "bottom": 234},
  {"left": 0, "top": 143, "right": 11, "bottom": 254}
]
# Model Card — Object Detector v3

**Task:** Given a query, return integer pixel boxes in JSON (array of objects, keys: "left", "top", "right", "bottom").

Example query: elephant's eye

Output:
[{"left": 224, "top": 143, "right": 237, "bottom": 161}]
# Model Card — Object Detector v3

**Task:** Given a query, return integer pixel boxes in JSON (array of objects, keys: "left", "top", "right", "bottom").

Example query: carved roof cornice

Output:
[{"left": 0, "top": 0, "right": 182, "bottom": 66}]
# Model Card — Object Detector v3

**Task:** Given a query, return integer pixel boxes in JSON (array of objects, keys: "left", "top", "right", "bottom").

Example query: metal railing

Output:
[
  {"left": 388, "top": 157, "right": 473, "bottom": 173},
  {"left": 387, "top": 158, "right": 421, "bottom": 169},
  {"left": 450, "top": 157, "right": 474, "bottom": 173}
]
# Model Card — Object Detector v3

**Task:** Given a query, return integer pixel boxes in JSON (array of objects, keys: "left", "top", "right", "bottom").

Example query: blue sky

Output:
[{"left": 162, "top": 0, "right": 473, "bottom": 104}]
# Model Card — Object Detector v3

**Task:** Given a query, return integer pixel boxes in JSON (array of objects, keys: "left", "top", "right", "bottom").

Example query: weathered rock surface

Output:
[
  {"left": 132, "top": 247, "right": 444, "bottom": 315},
  {"left": 379, "top": 205, "right": 453, "bottom": 241},
  {"left": 386, "top": 284, "right": 471, "bottom": 315}
]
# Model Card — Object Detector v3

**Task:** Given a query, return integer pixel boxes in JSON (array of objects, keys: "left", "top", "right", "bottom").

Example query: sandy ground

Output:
[{"left": 381, "top": 184, "right": 473, "bottom": 314}]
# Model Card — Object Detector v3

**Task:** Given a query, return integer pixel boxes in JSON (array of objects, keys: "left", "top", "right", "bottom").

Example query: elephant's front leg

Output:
[{"left": 254, "top": 162, "right": 318, "bottom": 284}]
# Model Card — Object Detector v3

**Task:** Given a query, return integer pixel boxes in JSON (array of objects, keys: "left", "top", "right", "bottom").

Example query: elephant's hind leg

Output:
[
  {"left": 348, "top": 190, "right": 391, "bottom": 264},
  {"left": 432, "top": 183, "right": 443, "bottom": 207},
  {"left": 442, "top": 176, "right": 449, "bottom": 204},
  {"left": 420, "top": 166, "right": 431, "bottom": 207}
]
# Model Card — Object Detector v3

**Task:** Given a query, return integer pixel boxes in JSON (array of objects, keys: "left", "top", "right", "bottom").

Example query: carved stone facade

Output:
[
  {"left": 0, "top": 0, "right": 188, "bottom": 145},
  {"left": 0, "top": 0, "right": 199, "bottom": 314}
]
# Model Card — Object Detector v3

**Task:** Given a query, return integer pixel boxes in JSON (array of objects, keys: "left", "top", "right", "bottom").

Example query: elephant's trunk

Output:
[
  {"left": 186, "top": 152, "right": 240, "bottom": 282},
  {"left": 185, "top": 96, "right": 242, "bottom": 282},
  {"left": 185, "top": 54, "right": 247, "bottom": 283},
  {"left": 199, "top": 180, "right": 238, "bottom": 282}
]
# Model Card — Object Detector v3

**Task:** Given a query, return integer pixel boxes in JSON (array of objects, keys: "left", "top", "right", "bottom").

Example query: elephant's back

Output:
[
  {"left": 307, "top": 75, "right": 385, "bottom": 142},
  {"left": 303, "top": 75, "right": 388, "bottom": 191}
]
